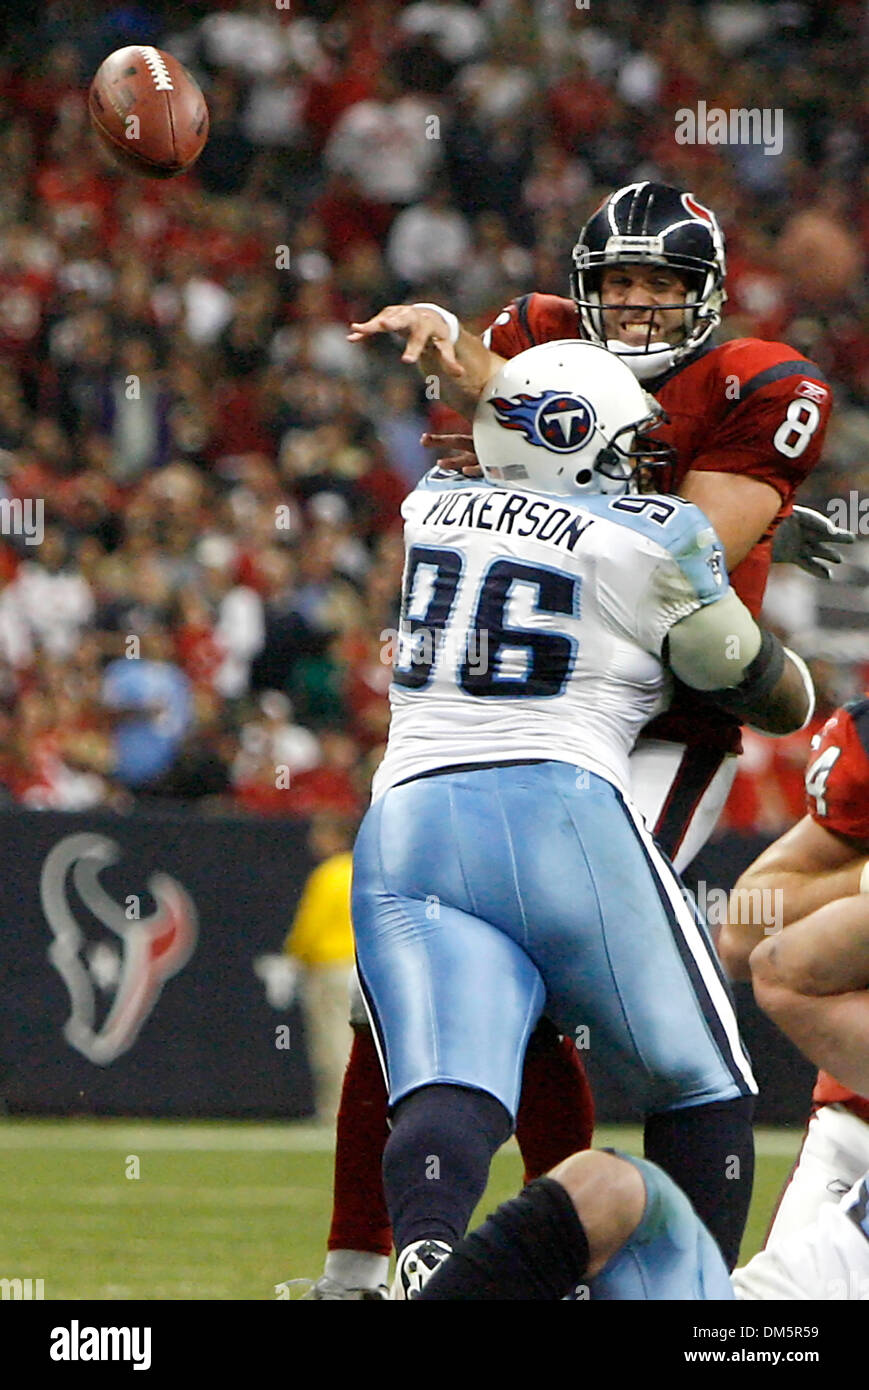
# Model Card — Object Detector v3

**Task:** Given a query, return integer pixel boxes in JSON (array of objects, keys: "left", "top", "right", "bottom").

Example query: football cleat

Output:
[
  {"left": 276, "top": 1275, "right": 389, "bottom": 1300},
  {"left": 302, "top": 1275, "right": 389, "bottom": 1300},
  {"left": 391, "top": 1240, "right": 452, "bottom": 1300}
]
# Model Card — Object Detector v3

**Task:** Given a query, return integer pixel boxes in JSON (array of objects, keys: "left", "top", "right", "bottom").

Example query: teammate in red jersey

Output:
[
  {"left": 299, "top": 183, "right": 848, "bottom": 1298},
  {"left": 720, "top": 696, "right": 869, "bottom": 1245}
]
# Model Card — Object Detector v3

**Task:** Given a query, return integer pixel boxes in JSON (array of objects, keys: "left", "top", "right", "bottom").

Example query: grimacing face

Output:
[{"left": 599, "top": 265, "right": 689, "bottom": 347}]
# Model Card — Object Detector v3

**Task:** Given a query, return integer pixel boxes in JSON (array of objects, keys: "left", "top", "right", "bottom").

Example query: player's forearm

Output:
[
  {"left": 724, "top": 646, "right": 813, "bottom": 737},
  {"left": 750, "top": 895, "right": 869, "bottom": 996},
  {"left": 718, "top": 918, "right": 770, "bottom": 982},
  {"left": 750, "top": 976, "right": 869, "bottom": 1096},
  {"left": 737, "top": 859, "right": 869, "bottom": 930},
  {"left": 678, "top": 470, "right": 781, "bottom": 570},
  {"left": 419, "top": 330, "right": 504, "bottom": 413},
  {"left": 720, "top": 815, "right": 869, "bottom": 979},
  {"left": 719, "top": 863, "right": 869, "bottom": 982}
]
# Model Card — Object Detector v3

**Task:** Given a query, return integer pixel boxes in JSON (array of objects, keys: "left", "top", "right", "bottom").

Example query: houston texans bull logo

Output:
[
  {"left": 40, "top": 833, "right": 197, "bottom": 1066},
  {"left": 491, "top": 391, "right": 597, "bottom": 453}
]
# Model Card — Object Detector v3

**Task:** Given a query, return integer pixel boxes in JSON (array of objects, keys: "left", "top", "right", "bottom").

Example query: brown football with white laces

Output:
[{"left": 88, "top": 45, "right": 209, "bottom": 178}]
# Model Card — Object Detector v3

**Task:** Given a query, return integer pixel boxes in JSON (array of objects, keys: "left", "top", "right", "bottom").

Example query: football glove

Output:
[{"left": 772, "top": 505, "right": 856, "bottom": 579}]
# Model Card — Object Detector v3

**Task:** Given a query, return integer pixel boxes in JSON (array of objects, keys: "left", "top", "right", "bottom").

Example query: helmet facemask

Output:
[
  {"left": 571, "top": 256, "right": 724, "bottom": 381},
  {"left": 592, "top": 397, "right": 675, "bottom": 495}
]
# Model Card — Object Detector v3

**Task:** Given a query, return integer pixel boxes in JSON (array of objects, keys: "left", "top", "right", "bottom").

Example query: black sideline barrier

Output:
[
  {"left": 0, "top": 809, "right": 316, "bottom": 1117},
  {"left": 0, "top": 811, "right": 814, "bottom": 1125}
]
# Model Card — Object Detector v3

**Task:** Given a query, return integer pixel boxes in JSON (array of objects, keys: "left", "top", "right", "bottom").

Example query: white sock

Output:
[{"left": 324, "top": 1249, "right": 390, "bottom": 1289}]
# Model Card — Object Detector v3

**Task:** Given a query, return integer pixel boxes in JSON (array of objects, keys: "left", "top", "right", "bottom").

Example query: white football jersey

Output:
[{"left": 371, "top": 470, "right": 728, "bottom": 802}]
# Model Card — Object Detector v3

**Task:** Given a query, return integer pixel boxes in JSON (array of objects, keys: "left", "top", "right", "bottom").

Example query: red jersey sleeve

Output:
[
  {"left": 804, "top": 698, "right": 869, "bottom": 842},
  {"left": 483, "top": 293, "right": 579, "bottom": 359},
  {"left": 687, "top": 347, "right": 832, "bottom": 505}
]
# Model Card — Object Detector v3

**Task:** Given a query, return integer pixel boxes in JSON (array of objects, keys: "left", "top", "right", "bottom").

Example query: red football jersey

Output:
[
  {"left": 805, "top": 697, "right": 869, "bottom": 1123},
  {"left": 485, "top": 293, "right": 833, "bottom": 753}
]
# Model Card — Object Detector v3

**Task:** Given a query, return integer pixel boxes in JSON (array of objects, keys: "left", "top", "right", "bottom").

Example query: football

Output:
[{"left": 88, "top": 45, "right": 209, "bottom": 178}]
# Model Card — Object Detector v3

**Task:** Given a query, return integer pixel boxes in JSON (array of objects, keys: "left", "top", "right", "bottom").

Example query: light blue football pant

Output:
[
  {"left": 590, "top": 1154, "right": 735, "bottom": 1300},
  {"left": 352, "top": 761, "right": 756, "bottom": 1120}
]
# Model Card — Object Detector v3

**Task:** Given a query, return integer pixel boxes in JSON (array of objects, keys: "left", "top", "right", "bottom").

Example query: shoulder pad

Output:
[
  {"left": 596, "top": 494, "right": 727, "bottom": 602},
  {"left": 415, "top": 467, "right": 488, "bottom": 491}
]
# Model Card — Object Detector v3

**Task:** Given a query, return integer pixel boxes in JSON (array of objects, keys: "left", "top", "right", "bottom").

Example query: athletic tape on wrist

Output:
[
  {"left": 860, "top": 860, "right": 869, "bottom": 895},
  {"left": 413, "top": 303, "right": 460, "bottom": 346}
]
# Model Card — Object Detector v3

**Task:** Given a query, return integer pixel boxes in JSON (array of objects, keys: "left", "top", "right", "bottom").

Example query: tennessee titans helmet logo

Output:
[{"left": 490, "top": 391, "right": 597, "bottom": 453}]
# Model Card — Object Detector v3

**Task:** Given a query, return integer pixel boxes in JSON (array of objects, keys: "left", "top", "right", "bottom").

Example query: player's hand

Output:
[
  {"left": 771, "top": 505, "right": 856, "bottom": 579},
  {"left": 421, "top": 432, "right": 482, "bottom": 476},
  {"left": 347, "top": 306, "right": 465, "bottom": 378}
]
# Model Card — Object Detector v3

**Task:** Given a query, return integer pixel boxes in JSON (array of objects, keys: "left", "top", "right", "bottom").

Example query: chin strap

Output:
[{"left": 605, "top": 340, "right": 678, "bottom": 381}]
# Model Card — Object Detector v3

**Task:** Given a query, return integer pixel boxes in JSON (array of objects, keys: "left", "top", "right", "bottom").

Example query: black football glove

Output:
[{"left": 772, "top": 505, "right": 856, "bottom": 579}]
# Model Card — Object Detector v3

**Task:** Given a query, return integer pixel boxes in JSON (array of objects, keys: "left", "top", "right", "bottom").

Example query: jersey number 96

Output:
[{"left": 394, "top": 544, "right": 579, "bottom": 699}]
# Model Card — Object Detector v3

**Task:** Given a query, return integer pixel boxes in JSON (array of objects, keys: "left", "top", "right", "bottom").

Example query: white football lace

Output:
[{"left": 138, "top": 47, "right": 174, "bottom": 93}]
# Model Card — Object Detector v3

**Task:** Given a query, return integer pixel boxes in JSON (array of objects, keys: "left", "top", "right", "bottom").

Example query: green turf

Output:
[{"left": 0, "top": 1120, "right": 801, "bottom": 1300}]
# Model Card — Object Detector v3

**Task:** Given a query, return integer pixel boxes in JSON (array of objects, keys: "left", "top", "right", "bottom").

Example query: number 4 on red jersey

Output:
[{"left": 805, "top": 697, "right": 869, "bottom": 842}]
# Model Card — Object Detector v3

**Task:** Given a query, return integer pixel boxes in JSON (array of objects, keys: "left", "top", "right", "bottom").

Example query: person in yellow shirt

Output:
[{"left": 285, "top": 814, "right": 358, "bottom": 1123}]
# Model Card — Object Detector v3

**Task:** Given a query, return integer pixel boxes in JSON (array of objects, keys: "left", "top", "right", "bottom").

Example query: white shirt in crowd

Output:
[
  {"left": 325, "top": 97, "right": 442, "bottom": 205},
  {"left": 214, "top": 585, "right": 266, "bottom": 700},
  {"left": 386, "top": 203, "right": 471, "bottom": 285},
  {"left": 10, "top": 563, "right": 95, "bottom": 660}
]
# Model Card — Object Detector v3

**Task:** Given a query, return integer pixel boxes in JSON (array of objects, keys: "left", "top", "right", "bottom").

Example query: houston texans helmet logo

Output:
[
  {"left": 490, "top": 391, "right": 596, "bottom": 453},
  {"left": 41, "top": 832, "right": 197, "bottom": 1066}
]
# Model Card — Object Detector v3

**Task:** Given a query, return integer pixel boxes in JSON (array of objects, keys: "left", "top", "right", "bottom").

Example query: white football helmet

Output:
[{"left": 473, "top": 340, "right": 672, "bottom": 497}]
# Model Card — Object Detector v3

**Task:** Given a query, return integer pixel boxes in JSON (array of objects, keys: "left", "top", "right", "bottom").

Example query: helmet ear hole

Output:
[{"left": 574, "top": 468, "right": 593, "bottom": 487}]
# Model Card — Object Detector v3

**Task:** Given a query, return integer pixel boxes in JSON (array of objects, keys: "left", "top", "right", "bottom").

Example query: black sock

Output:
[
  {"left": 383, "top": 1084, "right": 511, "bottom": 1252},
  {"left": 644, "top": 1095, "right": 755, "bottom": 1270},
  {"left": 419, "top": 1177, "right": 590, "bottom": 1301}
]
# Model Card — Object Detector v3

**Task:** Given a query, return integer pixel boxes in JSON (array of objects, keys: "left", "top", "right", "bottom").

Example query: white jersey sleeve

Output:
[{"left": 592, "top": 494, "right": 728, "bottom": 655}]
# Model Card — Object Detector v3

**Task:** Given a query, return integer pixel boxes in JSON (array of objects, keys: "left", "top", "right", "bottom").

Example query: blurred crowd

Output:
[{"left": 0, "top": 0, "right": 865, "bottom": 834}]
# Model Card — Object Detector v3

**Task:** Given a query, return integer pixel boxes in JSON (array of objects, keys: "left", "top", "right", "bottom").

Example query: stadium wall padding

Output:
[
  {"left": 0, "top": 811, "right": 814, "bottom": 1125},
  {"left": 0, "top": 808, "right": 316, "bottom": 1118}
]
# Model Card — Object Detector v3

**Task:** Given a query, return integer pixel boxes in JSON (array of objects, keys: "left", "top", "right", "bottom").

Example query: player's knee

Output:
[{"left": 548, "top": 1150, "right": 646, "bottom": 1277}]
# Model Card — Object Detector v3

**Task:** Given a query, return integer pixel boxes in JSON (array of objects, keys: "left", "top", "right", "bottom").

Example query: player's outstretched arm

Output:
[
  {"left": 347, "top": 304, "right": 504, "bottom": 412},
  {"left": 719, "top": 815, "right": 869, "bottom": 981}
]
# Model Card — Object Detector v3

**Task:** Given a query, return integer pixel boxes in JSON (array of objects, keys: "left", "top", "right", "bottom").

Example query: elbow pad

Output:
[{"left": 666, "top": 589, "right": 762, "bottom": 692}]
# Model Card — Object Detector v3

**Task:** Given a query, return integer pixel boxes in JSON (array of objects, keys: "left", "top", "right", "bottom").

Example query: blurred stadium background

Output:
[{"left": 0, "top": 0, "right": 866, "bottom": 1296}]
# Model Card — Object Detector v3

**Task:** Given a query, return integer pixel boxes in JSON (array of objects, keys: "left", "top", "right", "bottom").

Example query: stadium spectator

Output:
[
  {"left": 101, "top": 626, "right": 194, "bottom": 788},
  {"left": 10, "top": 526, "right": 94, "bottom": 660},
  {"left": 375, "top": 373, "right": 431, "bottom": 490},
  {"left": 323, "top": 69, "right": 442, "bottom": 209},
  {"left": 198, "top": 542, "right": 266, "bottom": 700},
  {"left": 385, "top": 182, "right": 471, "bottom": 291}
]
